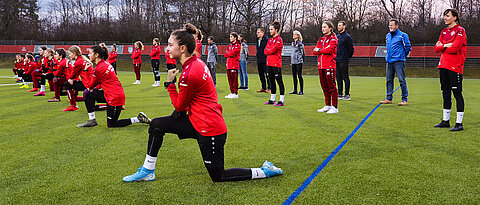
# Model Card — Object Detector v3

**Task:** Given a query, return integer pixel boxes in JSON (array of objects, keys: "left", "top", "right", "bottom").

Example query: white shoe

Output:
[
  {"left": 152, "top": 83, "right": 160, "bottom": 87},
  {"left": 133, "top": 80, "right": 141, "bottom": 85},
  {"left": 326, "top": 107, "right": 339, "bottom": 114},
  {"left": 225, "top": 93, "right": 238, "bottom": 99},
  {"left": 317, "top": 106, "right": 331, "bottom": 112}
]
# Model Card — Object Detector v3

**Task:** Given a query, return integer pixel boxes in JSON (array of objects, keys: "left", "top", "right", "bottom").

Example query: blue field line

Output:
[{"left": 282, "top": 86, "right": 401, "bottom": 205}]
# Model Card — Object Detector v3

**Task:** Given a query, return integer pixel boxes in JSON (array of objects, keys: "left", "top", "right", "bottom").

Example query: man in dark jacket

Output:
[
  {"left": 256, "top": 28, "right": 271, "bottom": 93},
  {"left": 335, "top": 21, "right": 354, "bottom": 100}
]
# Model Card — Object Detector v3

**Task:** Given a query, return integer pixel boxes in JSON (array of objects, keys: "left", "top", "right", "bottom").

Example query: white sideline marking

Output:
[
  {"left": 0, "top": 76, "right": 16, "bottom": 78},
  {"left": 0, "top": 83, "right": 22, "bottom": 86}
]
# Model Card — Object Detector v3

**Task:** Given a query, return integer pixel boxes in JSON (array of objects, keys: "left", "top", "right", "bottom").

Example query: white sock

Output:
[
  {"left": 270, "top": 94, "right": 276, "bottom": 101},
  {"left": 279, "top": 95, "right": 285, "bottom": 102},
  {"left": 18, "top": 77, "right": 22, "bottom": 80},
  {"left": 40, "top": 85, "right": 45, "bottom": 92},
  {"left": 88, "top": 112, "right": 96, "bottom": 120},
  {"left": 130, "top": 117, "right": 140, "bottom": 124},
  {"left": 143, "top": 154, "right": 157, "bottom": 170},
  {"left": 136, "top": 80, "right": 140, "bottom": 83},
  {"left": 156, "top": 81, "right": 160, "bottom": 84},
  {"left": 456, "top": 112, "right": 464, "bottom": 124},
  {"left": 443, "top": 109, "right": 451, "bottom": 121},
  {"left": 15, "top": 75, "right": 18, "bottom": 78},
  {"left": 251, "top": 168, "right": 266, "bottom": 179}
]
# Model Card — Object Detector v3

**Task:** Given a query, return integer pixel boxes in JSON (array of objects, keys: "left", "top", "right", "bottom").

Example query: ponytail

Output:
[
  {"left": 172, "top": 24, "right": 198, "bottom": 55},
  {"left": 90, "top": 45, "right": 109, "bottom": 61}
]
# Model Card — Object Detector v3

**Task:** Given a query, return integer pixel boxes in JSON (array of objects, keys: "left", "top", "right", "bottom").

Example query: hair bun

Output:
[{"left": 184, "top": 23, "right": 197, "bottom": 35}]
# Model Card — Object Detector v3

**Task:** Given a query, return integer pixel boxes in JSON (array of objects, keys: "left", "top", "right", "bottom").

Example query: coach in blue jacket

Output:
[{"left": 380, "top": 19, "right": 411, "bottom": 106}]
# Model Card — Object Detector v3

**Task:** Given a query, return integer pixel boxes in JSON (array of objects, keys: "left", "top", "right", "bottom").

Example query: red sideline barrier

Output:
[{"left": 2, "top": 45, "right": 480, "bottom": 58}]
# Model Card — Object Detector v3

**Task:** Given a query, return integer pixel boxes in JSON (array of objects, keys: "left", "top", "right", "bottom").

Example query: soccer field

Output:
[{"left": 1, "top": 69, "right": 479, "bottom": 204}]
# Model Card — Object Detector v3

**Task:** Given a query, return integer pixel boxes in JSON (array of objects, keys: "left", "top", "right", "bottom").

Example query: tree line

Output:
[{"left": 1, "top": 0, "right": 479, "bottom": 45}]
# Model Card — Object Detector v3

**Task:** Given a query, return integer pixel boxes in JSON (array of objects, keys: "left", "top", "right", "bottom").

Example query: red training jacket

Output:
[
  {"left": 167, "top": 55, "right": 227, "bottom": 136},
  {"left": 195, "top": 39, "right": 202, "bottom": 57},
  {"left": 88, "top": 60, "right": 125, "bottom": 106},
  {"left": 434, "top": 24, "right": 467, "bottom": 74},
  {"left": 68, "top": 57, "right": 93, "bottom": 87},
  {"left": 24, "top": 61, "right": 36, "bottom": 74},
  {"left": 131, "top": 48, "right": 142, "bottom": 64},
  {"left": 165, "top": 50, "right": 177, "bottom": 65},
  {"left": 224, "top": 41, "right": 241, "bottom": 70},
  {"left": 313, "top": 33, "right": 338, "bottom": 69},
  {"left": 53, "top": 58, "right": 67, "bottom": 78},
  {"left": 14, "top": 61, "right": 23, "bottom": 70},
  {"left": 44, "top": 57, "right": 55, "bottom": 74},
  {"left": 108, "top": 51, "right": 117, "bottom": 64},
  {"left": 264, "top": 35, "right": 283, "bottom": 68},
  {"left": 150, "top": 45, "right": 160, "bottom": 60}
]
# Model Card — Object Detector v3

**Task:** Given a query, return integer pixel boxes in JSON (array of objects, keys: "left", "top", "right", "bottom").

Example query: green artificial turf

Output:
[{"left": 0, "top": 69, "right": 479, "bottom": 204}]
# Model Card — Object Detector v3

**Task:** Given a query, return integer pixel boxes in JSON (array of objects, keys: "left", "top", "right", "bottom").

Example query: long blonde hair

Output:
[
  {"left": 293, "top": 30, "right": 303, "bottom": 42},
  {"left": 135, "top": 41, "right": 144, "bottom": 50},
  {"left": 68, "top": 45, "right": 93, "bottom": 67}
]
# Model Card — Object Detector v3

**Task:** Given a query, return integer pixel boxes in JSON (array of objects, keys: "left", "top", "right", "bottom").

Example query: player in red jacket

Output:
[
  {"left": 314, "top": 21, "right": 339, "bottom": 114},
  {"left": 433, "top": 9, "right": 467, "bottom": 131},
  {"left": 131, "top": 41, "right": 144, "bottom": 84},
  {"left": 47, "top": 48, "right": 68, "bottom": 102},
  {"left": 34, "top": 48, "right": 56, "bottom": 96},
  {"left": 20, "top": 54, "right": 36, "bottom": 89},
  {"left": 13, "top": 54, "right": 24, "bottom": 82},
  {"left": 165, "top": 49, "right": 177, "bottom": 83},
  {"left": 76, "top": 45, "right": 149, "bottom": 128},
  {"left": 224, "top": 32, "right": 241, "bottom": 99},
  {"left": 62, "top": 45, "right": 94, "bottom": 112},
  {"left": 150, "top": 38, "right": 161, "bottom": 87},
  {"left": 108, "top": 44, "right": 118, "bottom": 74},
  {"left": 263, "top": 21, "right": 285, "bottom": 106},
  {"left": 29, "top": 46, "right": 48, "bottom": 92},
  {"left": 123, "top": 25, "right": 283, "bottom": 182}
]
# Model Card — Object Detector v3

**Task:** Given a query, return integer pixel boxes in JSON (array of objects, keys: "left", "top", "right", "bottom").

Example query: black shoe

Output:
[
  {"left": 434, "top": 120, "right": 450, "bottom": 128},
  {"left": 289, "top": 91, "right": 297, "bottom": 94},
  {"left": 264, "top": 100, "right": 275, "bottom": 105},
  {"left": 450, "top": 123, "right": 463, "bottom": 131},
  {"left": 297, "top": 91, "right": 303, "bottom": 95},
  {"left": 137, "top": 112, "right": 152, "bottom": 124}
]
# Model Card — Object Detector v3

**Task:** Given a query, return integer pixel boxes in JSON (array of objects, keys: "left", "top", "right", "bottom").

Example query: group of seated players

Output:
[{"left": 11, "top": 45, "right": 151, "bottom": 128}]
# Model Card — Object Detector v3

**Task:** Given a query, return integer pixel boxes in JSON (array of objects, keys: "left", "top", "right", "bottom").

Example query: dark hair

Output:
[
  {"left": 239, "top": 34, "right": 247, "bottom": 43},
  {"left": 20, "top": 54, "right": 25, "bottom": 58},
  {"left": 112, "top": 44, "right": 117, "bottom": 51},
  {"left": 389, "top": 19, "right": 399, "bottom": 25},
  {"left": 271, "top": 21, "right": 281, "bottom": 31},
  {"left": 184, "top": 23, "right": 199, "bottom": 39},
  {"left": 207, "top": 36, "right": 214, "bottom": 41},
  {"left": 230, "top": 32, "right": 239, "bottom": 41},
  {"left": 444, "top": 8, "right": 460, "bottom": 23},
  {"left": 90, "top": 45, "right": 109, "bottom": 61},
  {"left": 171, "top": 25, "right": 197, "bottom": 55},
  {"left": 56, "top": 48, "right": 66, "bottom": 58},
  {"left": 153, "top": 38, "right": 160, "bottom": 44},
  {"left": 257, "top": 28, "right": 265, "bottom": 33},
  {"left": 26, "top": 54, "right": 34, "bottom": 60},
  {"left": 40, "top": 46, "right": 47, "bottom": 51},
  {"left": 338, "top": 21, "right": 347, "bottom": 27},
  {"left": 197, "top": 30, "right": 203, "bottom": 41},
  {"left": 323, "top": 21, "right": 335, "bottom": 33}
]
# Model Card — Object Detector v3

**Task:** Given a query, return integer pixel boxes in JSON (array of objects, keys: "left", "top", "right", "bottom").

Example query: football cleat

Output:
[
  {"left": 33, "top": 91, "right": 45, "bottom": 96},
  {"left": 342, "top": 95, "right": 351, "bottom": 101},
  {"left": 326, "top": 106, "right": 339, "bottom": 114},
  {"left": 62, "top": 106, "right": 79, "bottom": 112},
  {"left": 20, "top": 84, "right": 29, "bottom": 89},
  {"left": 450, "top": 123, "right": 463, "bottom": 131},
  {"left": 264, "top": 100, "right": 275, "bottom": 105},
  {"left": 123, "top": 166, "right": 155, "bottom": 182},
  {"left": 77, "top": 119, "right": 98, "bottom": 127},
  {"left": 274, "top": 101, "right": 284, "bottom": 106},
  {"left": 434, "top": 120, "right": 450, "bottom": 128},
  {"left": 137, "top": 112, "right": 152, "bottom": 124},
  {"left": 261, "top": 160, "right": 283, "bottom": 178},
  {"left": 317, "top": 106, "right": 331, "bottom": 112},
  {"left": 47, "top": 98, "right": 60, "bottom": 102},
  {"left": 28, "top": 88, "right": 38, "bottom": 92}
]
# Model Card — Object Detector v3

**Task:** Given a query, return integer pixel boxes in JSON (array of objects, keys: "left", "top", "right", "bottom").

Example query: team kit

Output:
[{"left": 9, "top": 9, "right": 466, "bottom": 182}]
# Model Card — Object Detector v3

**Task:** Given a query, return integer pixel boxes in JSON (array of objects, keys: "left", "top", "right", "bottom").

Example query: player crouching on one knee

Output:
[
  {"left": 122, "top": 25, "right": 283, "bottom": 183},
  {"left": 76, "top": 45, "right": 151, "bottom": 128}
]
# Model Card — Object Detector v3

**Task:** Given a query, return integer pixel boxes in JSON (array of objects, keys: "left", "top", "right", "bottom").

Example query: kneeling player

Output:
[
  {"left": 77, "top": 45, "right": 149, "bottom": 128},
  {"left": 123, "top": 27, "right": 283, "bottom": 182}
]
